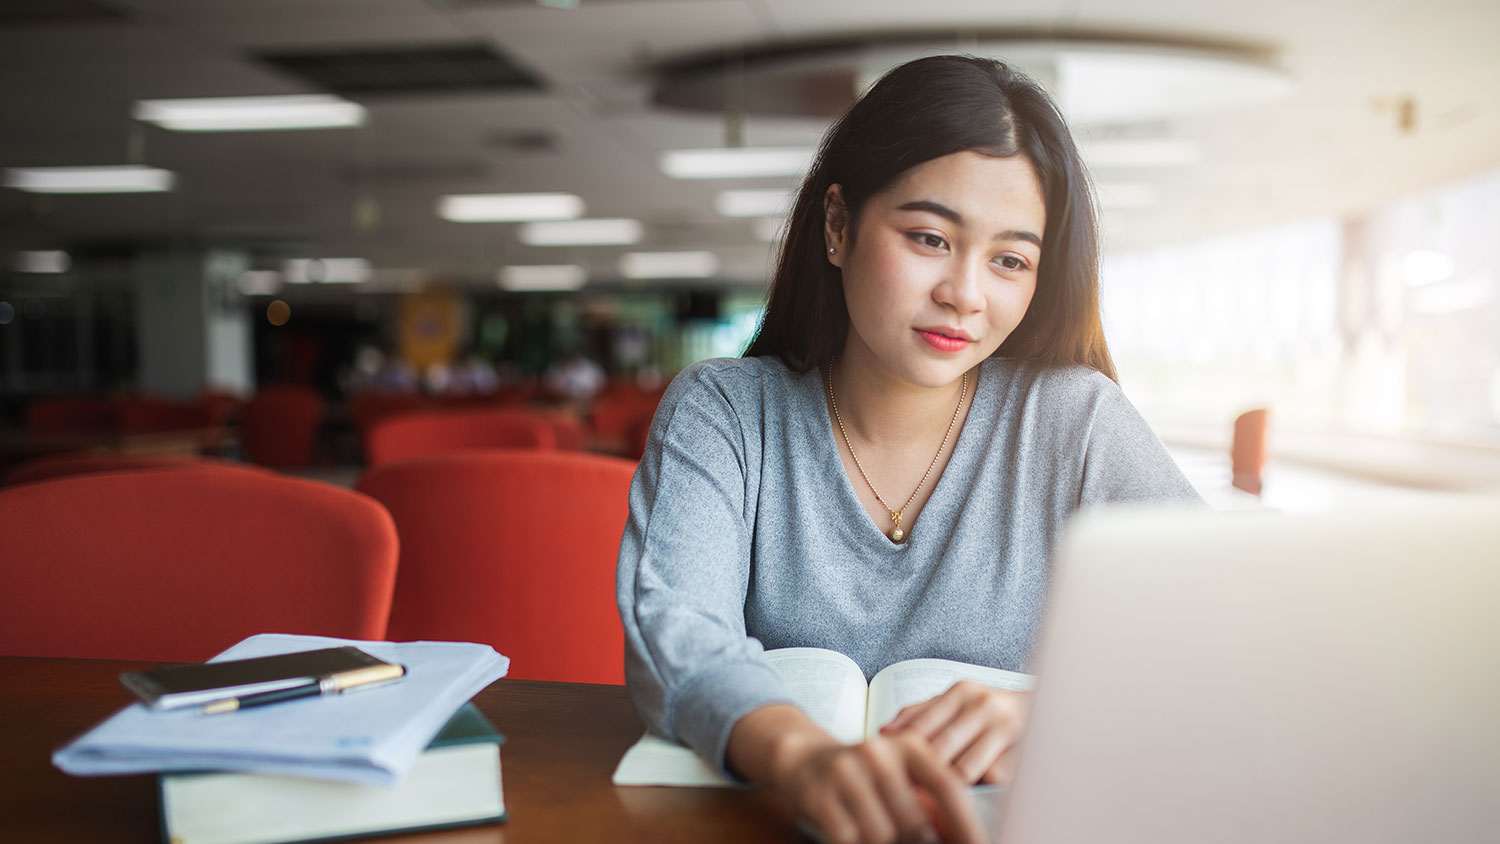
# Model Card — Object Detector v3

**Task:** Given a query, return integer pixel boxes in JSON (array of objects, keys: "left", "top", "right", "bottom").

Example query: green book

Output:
[{"left": 158, "top": 703, "right": 506, "bottom": 844}]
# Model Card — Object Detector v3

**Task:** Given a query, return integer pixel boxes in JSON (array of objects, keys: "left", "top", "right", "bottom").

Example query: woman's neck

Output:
[{"left": 828, "top": 342, "right": 975, "bottom": 450}]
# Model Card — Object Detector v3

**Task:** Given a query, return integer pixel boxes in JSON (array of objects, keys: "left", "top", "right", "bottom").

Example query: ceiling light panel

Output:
[
  {"left": 619, "top": 251, "right": 719, "bottom": 279},
  {"left": 659, "top": 147, "right": 815, "bottom": 179},
  {"left": 15, "top": 251, "right": 70, "bottom": 273},
  {"left": 716, "top": 189, "right": 794, "bottom": 218},
  {"left": 133, "top": 95, "right": 365, "bottom": 132},
  {"left": 283, "top": 258, "right": 370, "bottom": 284},
  {"left": 438, "top": 193, "right": 584, "bottom": 223},
  {"left": 4, "top": 166, "right": 174, "bottom": 194},
  {"left": 519, "top": 218, "right": 643, "bottom": 246},
  {"left": 498, "top": 264, "right": 588, "bottom": 291}
]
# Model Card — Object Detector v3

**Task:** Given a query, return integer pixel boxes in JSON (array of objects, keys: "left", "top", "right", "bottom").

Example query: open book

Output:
[{"left": 612, "top": 647, "right": 1034, "bottom": 787}]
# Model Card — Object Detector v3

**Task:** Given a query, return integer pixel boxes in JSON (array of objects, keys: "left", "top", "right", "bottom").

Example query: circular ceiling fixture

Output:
[{"left": 653, "top": 33, "right": 1293, "bottom": 129}]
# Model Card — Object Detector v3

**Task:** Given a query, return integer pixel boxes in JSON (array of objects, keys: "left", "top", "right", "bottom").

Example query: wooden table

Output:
[{"left": 0, "top": 656, "right": 797, "bottom": 843}]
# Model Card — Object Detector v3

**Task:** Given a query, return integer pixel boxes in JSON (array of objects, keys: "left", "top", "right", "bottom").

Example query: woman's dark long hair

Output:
[{"left": 743, "top": 54, "right": 1116, "bottom": 382}]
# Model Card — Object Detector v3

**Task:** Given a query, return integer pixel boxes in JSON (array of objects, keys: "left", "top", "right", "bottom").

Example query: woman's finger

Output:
[
  {"left": 895, "top": 684, "right": 968, "bottom": 739},
  {"left": 866, "top": 744, "right": 939, "bottom": 842},
  {"left": 805, "top": 783, "right": 862, "bottom": 844},
  {"left": 977, "top": 744, "right": 1019, "bottom": 786},
  {"left": 828, "top": 752, "right": 899, "bottom": 844},
  {"left": 881, "top": 698, "right": 935, "bottom": 733},
  {"left": 903, "top": 742, "right": 989, "bottom": 844},
  {"left": 951, "top": 721, "right": 1016, "bottom": 784}
]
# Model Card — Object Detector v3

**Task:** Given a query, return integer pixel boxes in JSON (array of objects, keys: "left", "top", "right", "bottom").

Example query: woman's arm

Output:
[{"left": 616, "top": 364, "right": 795, "bottom": 772}]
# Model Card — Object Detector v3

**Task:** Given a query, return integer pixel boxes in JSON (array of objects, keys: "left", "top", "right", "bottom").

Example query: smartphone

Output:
[{"left": 120, "top": 646, "right": 401, "bottom": 711}]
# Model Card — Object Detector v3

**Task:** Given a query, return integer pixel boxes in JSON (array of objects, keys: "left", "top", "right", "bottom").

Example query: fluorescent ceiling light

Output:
[
  {"left": 752, "top": 217, "right": 787, "bottom": 243},
  {"left": 519, "top": 218, "right": 643, "bottom": 246},
  {"left": 133, "top": 95, "right": 365, "bottom": 132},
  {"left": 659, "top": 147, "right": 815, "bottom": 179},
  {"left": 4, "top": 165, "right": 174, "bottom": 194},
  {"left": 716, "top": 189, "right": 794, "bottom": 218},
  {"left": 499, "top": 264, "right": 588, "bottom": 291},
  {"left": 619, "top": 251, "right": 720, "bottom": 280},
  {"left": 1080, "top": 138, "right": 1202, "bottom": 168},
  {"left": 16, "top": 251, "right": 70, "bottom": 273},
  {"left": 236, "top": 270, "right": 282, "bottom": 295},
  {"left": 1095, "top": 183, "right": 1159, "bottom": 209},
  {"left": 438, "top": 192, "right": 585, "bottom": 223},
  {"left": 283, "top": 258, "right": 370, "bottom": 284}
]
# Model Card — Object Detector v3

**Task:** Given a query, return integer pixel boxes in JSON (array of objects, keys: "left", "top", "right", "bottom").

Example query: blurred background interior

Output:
[{"left": 3, "top": 0, "right": 1498, "bottom": 511}]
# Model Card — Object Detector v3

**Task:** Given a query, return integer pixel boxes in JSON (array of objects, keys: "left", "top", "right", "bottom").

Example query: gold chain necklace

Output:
[{"left": 826, "top": 362, "right": 967, "bottom": 543}]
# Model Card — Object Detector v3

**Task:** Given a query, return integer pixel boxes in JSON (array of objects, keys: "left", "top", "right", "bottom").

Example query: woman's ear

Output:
[{"left": 823, "top": 184, "right": 848, "bottom": 268}]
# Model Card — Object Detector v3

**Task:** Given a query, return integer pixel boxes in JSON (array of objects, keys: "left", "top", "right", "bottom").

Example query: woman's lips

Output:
[{"left": 915, "top": 329, "right": 972, "bottom": 353}]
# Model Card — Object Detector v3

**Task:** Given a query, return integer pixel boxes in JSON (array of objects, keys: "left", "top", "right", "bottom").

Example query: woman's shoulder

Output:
[
  {"left": 982, "top": 357, "right": 1120, "bottom": 406},
  {"left": 663, "top": 355, "right": 804, "bottom": 407}
]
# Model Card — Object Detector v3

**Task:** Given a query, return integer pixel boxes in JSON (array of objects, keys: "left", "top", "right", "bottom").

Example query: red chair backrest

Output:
[
  {"left": 0, "top": 469, "right": 398, "bottom": 661},
  {"left": 242, "top": 385, "right": 325, "bottom": 467},
  {"left": 349, "top": 392, "right": 431, "bottom": 432},
  {"left": 1231, "top": 408, "right": 1270, "bottom": 496},
  {"left": 25, "top": 397, "right": 116, "bottom": 434},
  {"left": 548, "top": 413, "right": 590, "bottom": 451},
  {"left": 364, "top": 409, "right": 556, "bottom": 467},
  {"left": 114, "top": 397, "right": 213, "bottom": 434},
  {"left": 4, "top": 453, "right": 266, "bottom": 487},
  {"left": 357, "top": 451, "right": 635, "bottom": 684}
]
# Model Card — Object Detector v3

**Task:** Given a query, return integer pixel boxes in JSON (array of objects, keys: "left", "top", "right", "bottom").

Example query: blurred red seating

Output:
[
  {"left": 25, "top": 397, "right": 116, "bottom": 434},
  {"left": 4, "top": 453, "right": 265, "bottom": 486},
  {"left": 364, "top": 408, "right": 556, "bottom": 467},
  {"left": 115, "top": 397, "right": 213, "bottom": 435},
  {"left": 0, "top": 468, "right": 398, "bottom": 661},
  {"left": 357, "top": 450, "right": 635, "bottom": 683},
  {"left": 242, "top": 385, "right": 325, "bottom": 467}
]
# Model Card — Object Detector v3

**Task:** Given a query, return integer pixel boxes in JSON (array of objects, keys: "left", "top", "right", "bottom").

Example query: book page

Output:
[
  {"left": 865, "top": 658, "right": 1036, "bottom": 738},
  {"left": 764, "top": 647, "right": 870, "bottom": 745}
]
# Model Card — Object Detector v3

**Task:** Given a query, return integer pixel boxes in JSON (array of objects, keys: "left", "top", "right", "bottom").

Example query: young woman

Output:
[{"left": 616, "top": 55, "right": 1201, "bottom": 844}]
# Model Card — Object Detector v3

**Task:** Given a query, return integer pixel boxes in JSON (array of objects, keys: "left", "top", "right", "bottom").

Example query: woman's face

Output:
[{"left": 827, "top": 150, "right": 1046, "bottom": 390}]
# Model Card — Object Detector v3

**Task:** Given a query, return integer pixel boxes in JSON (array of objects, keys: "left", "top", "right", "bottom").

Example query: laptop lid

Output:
[{"left": 997, "top": 499, "right": 1500, "bottom": 844}]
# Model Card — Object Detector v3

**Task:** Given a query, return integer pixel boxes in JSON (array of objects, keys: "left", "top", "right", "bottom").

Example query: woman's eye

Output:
[
  {"left": 997, "top": 255, "right": 1030, "bottom": 271},
  {"left": 912, "top": 233, "right": 947, "bottom": 250}
]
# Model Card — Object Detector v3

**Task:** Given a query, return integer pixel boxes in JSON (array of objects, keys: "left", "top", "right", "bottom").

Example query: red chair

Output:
[
  {"left": 547, "top": 412, "right": 590, "bottom": 451},
  {"left": 25, "top": 397, "right": 116, "bottom": 434},
  {"left": 1231, "top": 408, "right": 1270, "bottom": 496},
  {"left": 0, "top": 469, "right": 398, "bottom": 661},
  {"left": 364, "top": 409, "right": 556, "bottom": 467},
  {"left": 589, "top": 392, "right": 663, "bottom": 458},
  {"left": 4, "top": 453, "right": 266, "bottom": 486},
  {"left": 356, "top": 451, "right": 636, "bottom": 684},
  {"left": 349, "top": 392, "right": 430, "bottom": 433},
  {"left": 114, "top": 397, "right": 213, "bottom": 435},
  {"left": 242, "top": 385, "right": 325, "bottom": 467}
]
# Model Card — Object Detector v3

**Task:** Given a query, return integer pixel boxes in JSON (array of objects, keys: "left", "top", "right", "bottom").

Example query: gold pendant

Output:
[{"left": 889, "top": 512, "right": 905, "bottom": 543}]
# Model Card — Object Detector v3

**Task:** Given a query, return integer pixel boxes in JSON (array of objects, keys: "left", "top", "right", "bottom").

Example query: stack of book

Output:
[{"left": 54, "top": 633, "right": 512, "bottom": 844}]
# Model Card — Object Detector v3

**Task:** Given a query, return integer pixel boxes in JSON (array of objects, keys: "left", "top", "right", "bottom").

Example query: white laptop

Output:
[{"left": 993, "top": 498, "right": 1500, "bottom": 844}]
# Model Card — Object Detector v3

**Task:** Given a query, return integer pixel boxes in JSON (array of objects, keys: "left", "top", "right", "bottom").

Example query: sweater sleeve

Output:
[
  {"left": 1075, "top": 371, "right": 1205, "bottom": 507},
  {"left": 616, "top": 363, "right": 795, "bottom": 777}
]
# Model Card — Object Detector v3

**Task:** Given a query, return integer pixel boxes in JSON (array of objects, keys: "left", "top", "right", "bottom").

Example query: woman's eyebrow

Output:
[{"left": 896, "top": 199, "right": 1042, "bottom": 248}]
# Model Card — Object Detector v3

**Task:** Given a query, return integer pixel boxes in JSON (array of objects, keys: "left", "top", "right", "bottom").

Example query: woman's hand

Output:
[
  {"left": 729, "top": 704, "right": 988, "bottom": 844},
  {"left": 880, "top": 682, "right": 1031, "bottom": 785}
]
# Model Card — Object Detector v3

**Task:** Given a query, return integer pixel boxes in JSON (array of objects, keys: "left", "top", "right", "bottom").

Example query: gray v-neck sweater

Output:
[{"left": 616, "top": 355, "right": 1201, "bottom": 773}]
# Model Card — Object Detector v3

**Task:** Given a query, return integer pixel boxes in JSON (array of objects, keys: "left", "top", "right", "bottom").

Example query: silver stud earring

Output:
[{"left": 828, "top": 247, "right": 837, "bottom": 255}]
